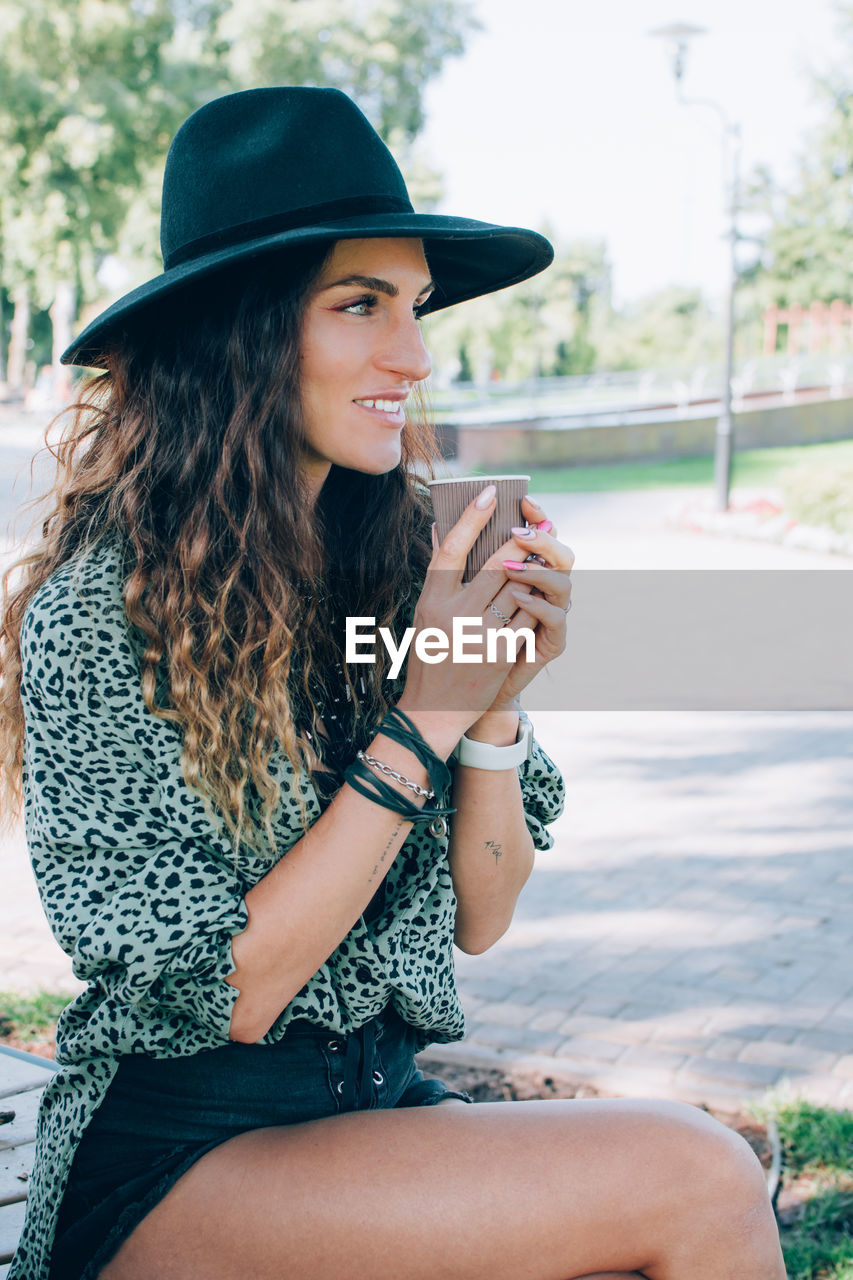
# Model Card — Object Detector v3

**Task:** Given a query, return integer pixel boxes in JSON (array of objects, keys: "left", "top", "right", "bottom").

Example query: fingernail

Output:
[
  {"left": 511, "top": 525, "right": 536, "bottom": 539},
  {"left": 502, "top": 559, "right": 527, "bottom": 571},
  {"left": 475, "top": 484, "right": 496, "bottom": 509},
  {"left": 537, "top": 519, "right": 553, "bottom": 533},
  {"left": 526, "top": 496, "right": 543, "bottom": 509}
]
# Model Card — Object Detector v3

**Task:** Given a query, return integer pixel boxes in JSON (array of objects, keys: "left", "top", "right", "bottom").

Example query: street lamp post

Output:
[{"left": 650, "top": 23, "right": 741, "bottom": 511}]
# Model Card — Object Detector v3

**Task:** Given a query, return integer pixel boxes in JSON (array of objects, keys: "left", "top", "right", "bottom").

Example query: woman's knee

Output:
[{"left": 648, "top": 1100, "right": 771, "bottom": 1216}]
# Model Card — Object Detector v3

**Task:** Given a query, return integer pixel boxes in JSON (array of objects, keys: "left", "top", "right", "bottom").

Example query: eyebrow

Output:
[{"left": 318, "top": 274, "right": 436, "bottom": 299}]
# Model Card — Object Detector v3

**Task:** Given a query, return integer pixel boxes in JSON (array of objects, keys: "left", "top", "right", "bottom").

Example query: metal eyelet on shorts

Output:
[
  {"left": 372, "top": 1070, "right": 384, "bottom": 1085},
  {"left": 336, "top": 1081, "right": 344, "bottom": 1094},
  {"left": 327, "top": 1040, "right": 341, "bottom": 1052}
]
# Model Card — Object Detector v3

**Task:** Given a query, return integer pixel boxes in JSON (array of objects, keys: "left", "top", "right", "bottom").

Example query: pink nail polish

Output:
[
  {"left": 475, "top": 484, "right": 496, "bottom": 509},
  {"left": 537, "top": 519, "right": 553, "bottom": 533},
  {"left": 502, "top": 559, "right": 527, "bottom": 571},
  {"left": 511, "top": 525, "right": 536, "bottom": 539}
]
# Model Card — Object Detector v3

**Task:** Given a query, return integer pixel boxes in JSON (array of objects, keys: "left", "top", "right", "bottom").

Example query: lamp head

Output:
[{"left": 648, "top": 22, "right": 708, "bottom": 83}]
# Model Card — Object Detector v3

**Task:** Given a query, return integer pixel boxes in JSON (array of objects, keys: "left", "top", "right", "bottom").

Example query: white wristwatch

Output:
[{"left": 454, "top": 709, "right": 533, "bottom": 770}]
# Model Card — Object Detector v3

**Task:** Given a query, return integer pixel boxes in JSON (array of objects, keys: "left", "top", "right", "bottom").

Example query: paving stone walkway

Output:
[
  {"left": 438, "top": 706, "right": 853, "bottom": 1112},
  {"left": 2, "top": 421, "right": 851, "bottom": 1112}
]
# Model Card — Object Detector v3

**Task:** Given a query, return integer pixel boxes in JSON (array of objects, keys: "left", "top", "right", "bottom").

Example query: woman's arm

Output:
[
  {"left": 443, "top": 500, "right": 572, "bottom": 954},
  {"left": 446, "top": 704, "right": 535, "bottom": 954},
  {"left": 230, "top": 494, "right": 572, "bottom": 1041},
  {"left": 230, "top": 703, "right": 539, "bottom": 1043},
  {"left": 227, "top": 492, "right": 508, "bottom": 1043},
  {"left": 226, "top": 712, "right": 462, "bottom": 1044}
]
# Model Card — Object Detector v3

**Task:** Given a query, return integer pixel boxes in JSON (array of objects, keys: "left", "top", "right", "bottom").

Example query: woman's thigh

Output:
[{"left": 99, "top": 1097, "right": 780, "bottom": 1280}]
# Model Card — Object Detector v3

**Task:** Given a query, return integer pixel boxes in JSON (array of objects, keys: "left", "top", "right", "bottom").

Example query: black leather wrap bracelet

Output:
[{"left": 343, "top": 706, "right": 455, "bottom": 838}]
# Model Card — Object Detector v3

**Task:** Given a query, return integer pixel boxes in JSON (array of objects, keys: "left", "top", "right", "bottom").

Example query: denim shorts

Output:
[{"left": 50, "top": 1007, "right": 470, "bottom": 1280}]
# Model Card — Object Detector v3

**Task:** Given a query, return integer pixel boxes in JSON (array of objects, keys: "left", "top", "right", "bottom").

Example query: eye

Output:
[
  {"left": 340, "top": 294, "right": 378, "bottom": 316},
  {"left": 414, "top": 291, "right": 434, "bottom": 320}
]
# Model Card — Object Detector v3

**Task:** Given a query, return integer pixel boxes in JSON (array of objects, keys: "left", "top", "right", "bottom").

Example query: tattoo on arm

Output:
[
  {"left": 485, "top": 839, "right": 503, "bottom": 864},
  {"left": 367, "top": 821, "right": 405, "bottom": 885}
]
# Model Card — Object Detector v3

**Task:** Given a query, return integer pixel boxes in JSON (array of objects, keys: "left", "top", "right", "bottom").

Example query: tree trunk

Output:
[
  {"left": 50, "top": 280, "right": 76, "bottom": 403},
  {"left": 7, "top": 284, "right": 31, "bottom": 397}
]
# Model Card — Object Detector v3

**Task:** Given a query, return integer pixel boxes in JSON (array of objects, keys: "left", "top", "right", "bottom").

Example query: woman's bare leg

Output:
[{"left": 99, "top": 1098, "right": 784, "bottom": 1280}]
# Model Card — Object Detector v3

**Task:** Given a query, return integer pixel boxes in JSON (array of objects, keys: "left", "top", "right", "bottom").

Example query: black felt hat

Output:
[{"left": 61, "top": 86, "right": 554, "bottom": 368}]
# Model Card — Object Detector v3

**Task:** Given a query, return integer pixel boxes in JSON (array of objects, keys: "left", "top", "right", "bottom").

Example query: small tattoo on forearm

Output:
[
  {"left": 485, "top": 839, "right": 503, "bottom": 864},
  {"left": 368, "top": 821, "right": 404, "bottom": 884}
]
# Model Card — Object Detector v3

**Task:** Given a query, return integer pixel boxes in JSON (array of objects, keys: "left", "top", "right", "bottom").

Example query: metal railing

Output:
[{"left": 429, "top": 353, "right": 853, "bottom": 422}]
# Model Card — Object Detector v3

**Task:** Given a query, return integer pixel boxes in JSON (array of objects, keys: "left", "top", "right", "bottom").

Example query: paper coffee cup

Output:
[{"left": 428, "top": 475, "right": 530, "bottom": 582}]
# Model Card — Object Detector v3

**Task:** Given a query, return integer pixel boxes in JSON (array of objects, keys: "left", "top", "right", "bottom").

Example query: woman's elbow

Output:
[{"left": 453, "top": 915, "right": 513, "bottom": 955}]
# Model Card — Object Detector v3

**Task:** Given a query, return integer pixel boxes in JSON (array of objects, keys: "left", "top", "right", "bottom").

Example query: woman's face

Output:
[{"left": 299, "top": 237, "right": 433, "bottom": 496}]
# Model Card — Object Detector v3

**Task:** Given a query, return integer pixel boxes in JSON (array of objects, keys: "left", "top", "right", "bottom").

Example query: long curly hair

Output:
[{"left": 0, "top": 245, "right": 439, "bottom": 861}]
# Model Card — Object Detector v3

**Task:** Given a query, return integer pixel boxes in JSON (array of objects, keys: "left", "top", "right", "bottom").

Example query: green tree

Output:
[
  {"left": 219, "top": 0, "right": 475, "bottom": 142},
  {"left": 591, "top": 285, "right": 724, "bottom": 372},
  {"left": 745, "top": 4, "right": 853, "bottom": 309},
  {"left": 424, "top": 236, "right": 611, "bottom": 383},
  {"left": 0, "top": 0, "right": 477, "bottom": 388},
  {"left": 0, "top": 0, "right": 224, "bottom": 391}
]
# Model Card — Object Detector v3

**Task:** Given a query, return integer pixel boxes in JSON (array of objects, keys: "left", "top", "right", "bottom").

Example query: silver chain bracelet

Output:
[{"left": 356, "top": 751, "right": 436, "bottom": 799}]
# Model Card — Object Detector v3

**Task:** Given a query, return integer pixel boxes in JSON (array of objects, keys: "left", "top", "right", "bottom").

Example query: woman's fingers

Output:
[
  {"left": 506, "top": 523, "right": 574, "bottom": 571},
  {"left": 428, "top": 484, "right": 498, "bottom": 596},
  {"left": 501, "top": 563, "right": 572, "bottom": 613},
  {"left": 507, "top": 587, "right": 569, "bottom": 660},
  {"left": 508, "top": 586, "right": 568, "bottom": 626},
  {"left": 519, "top": 493, "right": 548, "bottom": 524},
  {"left": 468, "top": 527, "right": 572, "bottom": 618}
]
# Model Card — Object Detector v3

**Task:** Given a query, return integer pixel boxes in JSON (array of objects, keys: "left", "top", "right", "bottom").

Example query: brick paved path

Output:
[
  {"left": 2, "top": 419, "right": 851, "bottom": 1111},
  {"left": 442, "top": 707, "right": 853, "bottom": 1111}
]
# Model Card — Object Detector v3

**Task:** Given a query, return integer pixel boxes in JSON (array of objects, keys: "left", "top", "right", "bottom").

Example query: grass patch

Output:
[
  {"left": 768, "top": 1098, "right": 853, "bottom": 1280},
  {"left": 505, "top": 438, "right": 853, "bottom": 495},
  {"left": 0, "top": 988, "right": 74, "bottom": 1044},
  {"left": 781, "top": 1187, "right": 853, "bottom": 1280},
  {"left": 781, "top": 464, "right": 853, "bottom": 536},
  {"left": 776, "top": 1100, "right": 853, "bottom": 1178},
  {"left": 524, "top": 454, "right": 716, "bottom": 493}
]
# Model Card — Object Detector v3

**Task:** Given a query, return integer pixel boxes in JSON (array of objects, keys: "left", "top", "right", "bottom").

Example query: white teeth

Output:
[{"left": 356, "top": 399, "right": 403, "bottom": 413}]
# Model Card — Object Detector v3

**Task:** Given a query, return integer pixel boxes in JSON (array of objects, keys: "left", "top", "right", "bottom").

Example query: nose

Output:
[{"left": 375, "top": 313, "right": 432, "bottom": 383}]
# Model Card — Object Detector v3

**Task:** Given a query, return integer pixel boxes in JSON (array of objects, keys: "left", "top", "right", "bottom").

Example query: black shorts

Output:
[{"left": 50, "top": 1008, "right": 471, "bottom": 1280}]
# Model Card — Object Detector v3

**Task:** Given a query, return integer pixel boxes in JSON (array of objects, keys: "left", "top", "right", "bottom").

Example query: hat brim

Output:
[{"left": 60, "top": 214, "right": 554, "bottom": 368}]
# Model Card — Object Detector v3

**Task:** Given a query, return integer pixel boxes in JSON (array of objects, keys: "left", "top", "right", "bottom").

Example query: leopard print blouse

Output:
[{"left": 10, "top": 538, "right": 565, "bottom": 1280}]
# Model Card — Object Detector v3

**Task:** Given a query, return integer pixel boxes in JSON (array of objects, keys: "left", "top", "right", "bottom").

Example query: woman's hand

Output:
[
  {"left": 476, "top": 492, "right": 574, "bottom": 717},
  {"left": 396, "top": 485, "right": 519, "bottom": 750},
  {"left": 396, "top": 487, "right": 573, "bottom": 755}
]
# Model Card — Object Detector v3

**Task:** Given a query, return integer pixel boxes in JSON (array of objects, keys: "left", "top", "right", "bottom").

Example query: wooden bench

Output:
[{"left": 0, "top": 1045, "right": 60, "bottom": 1278}]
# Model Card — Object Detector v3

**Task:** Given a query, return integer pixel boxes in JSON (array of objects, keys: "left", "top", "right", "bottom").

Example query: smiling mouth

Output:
[{"left": 353, "top": 398, "right": 407, "bottom": 424}]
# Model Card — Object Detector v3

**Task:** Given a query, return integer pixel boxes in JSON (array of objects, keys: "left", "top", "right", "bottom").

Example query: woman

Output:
[{"left": 0, "top": 88, "right": 784, "bottom": 1280}]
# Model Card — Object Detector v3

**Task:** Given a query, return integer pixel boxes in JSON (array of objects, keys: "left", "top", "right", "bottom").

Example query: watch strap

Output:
[{"left": 455, "top": 710, "right": 533, "bottom": 770}]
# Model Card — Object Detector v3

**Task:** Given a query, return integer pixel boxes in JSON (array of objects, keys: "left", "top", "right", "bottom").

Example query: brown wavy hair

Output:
[{"left": 0, "top": 245, "right": 439, "bottom": 862}]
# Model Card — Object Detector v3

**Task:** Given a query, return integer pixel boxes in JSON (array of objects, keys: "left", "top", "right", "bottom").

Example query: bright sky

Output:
[{"left": 421, "top": 0, "right": 842, "bottom": 304}]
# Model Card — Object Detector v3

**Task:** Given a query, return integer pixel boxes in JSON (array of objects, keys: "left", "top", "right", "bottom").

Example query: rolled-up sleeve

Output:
[
  {"left": 19, "top": 566, "right": 249, "bottom": 1043},
  {"left": 518, "top": 734, "right": 565, "bottom": 851}
]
